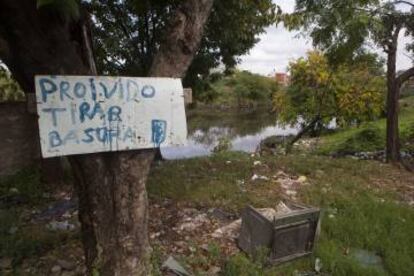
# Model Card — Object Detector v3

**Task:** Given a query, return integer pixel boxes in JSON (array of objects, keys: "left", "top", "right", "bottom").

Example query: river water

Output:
[{"left": 162, "top": 107, "right": 299, "bottom": 159}]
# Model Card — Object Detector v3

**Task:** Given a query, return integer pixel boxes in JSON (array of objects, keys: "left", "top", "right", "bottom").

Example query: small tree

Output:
[
  {"left": 273, "top": 51, "right": 385, "bottom": 150},
  {"left": 281, "top": 0, "right": 414, "bottom": 162}
]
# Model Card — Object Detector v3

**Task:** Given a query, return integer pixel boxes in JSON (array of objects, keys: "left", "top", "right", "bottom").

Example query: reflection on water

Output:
[{"left": 162, "top": 107, "right": 299, "bottom": 159}]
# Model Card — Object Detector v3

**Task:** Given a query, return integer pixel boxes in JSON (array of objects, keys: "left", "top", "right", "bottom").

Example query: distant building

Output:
[{"left": 274, "top": 72, "right": 290, "bottom": 86}]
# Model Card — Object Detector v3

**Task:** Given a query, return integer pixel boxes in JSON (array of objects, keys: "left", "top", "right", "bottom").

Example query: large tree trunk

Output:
[
  {"left": 385, "top": 46, "right": 400, "bottom": 163},
  {"left": 0, "top": 0, "right": 213, "bottom": 275}
]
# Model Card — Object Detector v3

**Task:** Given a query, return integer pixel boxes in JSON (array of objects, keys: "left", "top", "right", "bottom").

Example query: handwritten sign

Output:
[{"left": 35, "top": 75, "right": 187, "bottom": 158}]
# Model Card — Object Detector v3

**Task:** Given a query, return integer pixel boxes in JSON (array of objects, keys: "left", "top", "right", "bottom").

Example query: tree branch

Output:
[
  {"left": 397, "top": 66, "right": 414, "bottom": 86},
  {"left": 393, "top": 1, "right": 414, "bottom": 8},
  {"left": 149, "top": 0, "right": 214, "bottom": 78}
]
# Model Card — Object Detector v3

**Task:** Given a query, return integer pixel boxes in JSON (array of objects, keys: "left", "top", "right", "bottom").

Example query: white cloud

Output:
[{"left": 239, "top": 0, "right": 413, "bottom": 76}]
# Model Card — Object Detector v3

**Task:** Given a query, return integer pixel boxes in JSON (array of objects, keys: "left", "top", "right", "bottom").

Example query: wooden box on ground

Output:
[{"left": 238, "top": 203, "right": 321, "bottom": 264}]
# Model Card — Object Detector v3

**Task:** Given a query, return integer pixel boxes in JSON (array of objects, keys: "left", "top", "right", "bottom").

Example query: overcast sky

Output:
[{"left": 238, "top": 0, "right": 414, "bottom": 76}]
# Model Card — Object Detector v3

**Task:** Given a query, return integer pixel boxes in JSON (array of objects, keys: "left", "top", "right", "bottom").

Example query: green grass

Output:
[
  {"left": 148, "top": 151, "right": 414, "bottom": 275},
  {"left": 3, "top": 148, "right": 414, "bottom": 274},
  {"left": 318, "top": 96, "right": 414, "bottom": 155}
]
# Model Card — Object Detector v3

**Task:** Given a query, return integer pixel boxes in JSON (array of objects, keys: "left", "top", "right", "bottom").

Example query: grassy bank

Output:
[
  {"left": 149, "top": 151, "right": 414, "bottom": 275},
  {"left": 317, "top": 96, "right": 414, "bottom": 155},
  {"left": 2, "top": 153, "right": 414, "bottom": 275},
  {"left": 197, "top": 70, "right": 277, "bottom": 107}
]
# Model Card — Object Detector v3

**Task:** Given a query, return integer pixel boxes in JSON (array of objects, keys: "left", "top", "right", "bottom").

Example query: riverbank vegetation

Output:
[
  {"left": 273, "top": 51, "right": 386, "bottom": 151},
  {"left": 195, "top": 70, "right": 278, "bottom": 109},
  {"left": 317, "top": 96, "right": 414, "bottom": 157}
]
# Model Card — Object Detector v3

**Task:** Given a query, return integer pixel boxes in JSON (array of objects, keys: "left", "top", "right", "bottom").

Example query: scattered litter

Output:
[
  {"left": 297, "top": 176, "right": 307, "bottom": 183},
  {"left": 237, "top": 179, "right": 246, "bottom": 192},
  {"left": 178, "top": 214, "right": 209, "bottom": 231},
  {"left": 286, "top": 190, "right": 297, "bottom": 196},
  {"left": 226, "top": 161, "right": 232, "bottom": 164},
  {"left": 251, "top": 174, "right": 269, "bottom": 181},
  {"left": 212, "top": 219, "right": 241, "bottom": 239},
  {"left": 314, "top": 258, "right": 322, "bottom": 273},
  {"left": 273, "top": 170, "right": 309, "bottom": 199},
  {"left": 253, "top": 160, "right": 262, "bottom": 166},
  {"left": 162, "top": 256, "right": 190, "bottom": 276},
  {"left": 212, "top": 207, "right": 287, "bottom": 239}
]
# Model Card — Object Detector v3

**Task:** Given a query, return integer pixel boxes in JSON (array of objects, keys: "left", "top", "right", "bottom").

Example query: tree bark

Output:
[
  {"left": 385, "top": 45, "right": 400, "bottom": 163},
  {"left": 285, "top": 116, "right": 320, "bottom": 153},
  {"left": 396, "top": 66, "right": 414, "bottom": 87},
  {"left": 0, "top": 0, "right": 214, "bottom": 275}
]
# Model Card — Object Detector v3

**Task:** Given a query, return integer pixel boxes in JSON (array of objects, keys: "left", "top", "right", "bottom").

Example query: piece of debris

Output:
[
  {"left": 238, "top": 203, "right": 321, "bottom": 264},
  {"left": 212, "top": 218, "right": 241, "bottom": 239},
  {"left": 236, "top": 179, "right": 246, "bottom": 192},
  {"left": 50, "top": 265, "right": 62, "bottom": 274},
  {"left": 251, "top": 174, "right": 269, "bottom": 181},
  {"left": 0, "top": 258, "right": 12, "bottom": 270},
  {"left": 350, "top": 249, "right": 385, "bottom": 272},
  {"left": 46, "top": 220, "right": 76, "bottom": 231},
  {"left": 212, "top": 208, "right": 281, "bottom": 239},
  {"left": 178, "top": 214, "right": 209, "bottom": 231},
  {"left": 273, "top": 170, "right": 309, "bottom": 199},
  {"left": 253, "top": 160, "right": 262, "bottom": 166},
  {"left": 35, "top": 199, "right": 77, "bottom": 222},
  {"left": 297, "top": 175, "right": 307, "bottom": 183},
  {"left": 275, "top": 201, "right": 293, "bottom": 214},
  {"left": 314, "top": 258, "right": 322, "bottom": 273},
  {"left": 162, "top": 256, "right": 190, "bottom": 276}
]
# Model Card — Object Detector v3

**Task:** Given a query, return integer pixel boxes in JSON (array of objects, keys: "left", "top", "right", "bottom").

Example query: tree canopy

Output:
[
  {"left": 273, "top": 51, "right": 385, "bottom": 130},
  {"left": 280, "top": 0, "right": 414, "bottom": 161},
  {"left": 282, "top": 0, "right": 414, "bottom": 64},
  {"left": 89, "top": 0, "right": 278, "bottom": 87}
]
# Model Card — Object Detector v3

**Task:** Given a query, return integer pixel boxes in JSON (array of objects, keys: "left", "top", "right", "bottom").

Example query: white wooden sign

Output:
[{"left": 35, "top": 75, "right": 187, "bottom": 158}]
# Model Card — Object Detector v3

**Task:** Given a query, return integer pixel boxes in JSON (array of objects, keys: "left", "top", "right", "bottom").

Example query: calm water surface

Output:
[{"left": 161, "top": 108, "right": 299, "bottom": 159}]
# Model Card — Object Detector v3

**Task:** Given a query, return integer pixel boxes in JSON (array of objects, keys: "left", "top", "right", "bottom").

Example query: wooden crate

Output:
[{"left": 238, "top": 203, "right": 321, "bottom": 264}]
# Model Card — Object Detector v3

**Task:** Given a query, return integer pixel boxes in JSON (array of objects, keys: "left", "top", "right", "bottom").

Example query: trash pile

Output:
[{"left": 273, "top": 170, "right": 309, "bottom": 200}]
